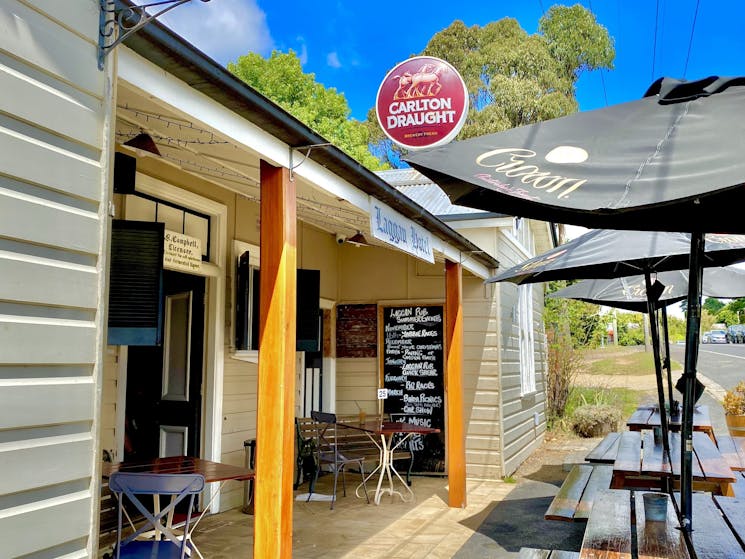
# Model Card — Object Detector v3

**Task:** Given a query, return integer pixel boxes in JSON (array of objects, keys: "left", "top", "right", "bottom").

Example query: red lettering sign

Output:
[{"left": 376, "top": 56, "right": 468, "bottom": 150}]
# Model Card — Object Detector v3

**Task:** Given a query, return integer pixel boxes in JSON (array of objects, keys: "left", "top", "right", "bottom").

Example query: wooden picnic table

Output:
[
  {"left": 716, "top": 435, "right": 745, "bottom": 471},
  {"left": 626, "top": 404, "right": 715, "bottom": 441},
  {"left": 579, "top": 489, "right": 745, "bottom": 559},
  {"left": 610, "top": 431, "right": 736, "bottom": 496}
]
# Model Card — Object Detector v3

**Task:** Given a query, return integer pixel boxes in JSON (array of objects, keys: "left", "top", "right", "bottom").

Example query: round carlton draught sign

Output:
[{"left": 376, "top": 56, "right": 468, "bottom": 150}]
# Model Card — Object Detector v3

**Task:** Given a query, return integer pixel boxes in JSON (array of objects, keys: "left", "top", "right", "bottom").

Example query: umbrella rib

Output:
[{"left": 616, "top": 103, "right": 691, "bottom": 208}]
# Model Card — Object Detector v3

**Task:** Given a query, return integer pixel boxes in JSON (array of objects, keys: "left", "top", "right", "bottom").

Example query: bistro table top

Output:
[
  {"left": 102, "top": 456, "right": 255, "bottom": 483},
  {"left": 338, "top": 420, "right": 440, "bottom": 436}
]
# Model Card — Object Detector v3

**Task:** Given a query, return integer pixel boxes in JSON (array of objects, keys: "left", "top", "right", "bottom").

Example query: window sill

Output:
[{"left": 230, "top": 350, "right": 259, "bottom": 364}]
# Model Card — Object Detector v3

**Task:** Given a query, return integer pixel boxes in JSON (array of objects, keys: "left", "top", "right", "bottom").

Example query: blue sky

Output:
[
  {"left": 160, "top": 0, "right": 745, "bottom": 121},
  {"left": 158, "top": 0, "right": 745, "bottom": 313}
]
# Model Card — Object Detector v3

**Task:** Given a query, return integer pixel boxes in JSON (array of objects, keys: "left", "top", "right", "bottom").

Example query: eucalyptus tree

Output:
[{"left": 368, "top": 4, "right": 615, "bottom": 167}]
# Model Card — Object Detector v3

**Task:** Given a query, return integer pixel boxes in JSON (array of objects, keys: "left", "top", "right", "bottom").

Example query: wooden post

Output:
[
  {"left": 445, "top": 259, "right": 466, "bottom": 507},
  {"left": 254, "top": 161, "right": 296, "bottom": 558}
]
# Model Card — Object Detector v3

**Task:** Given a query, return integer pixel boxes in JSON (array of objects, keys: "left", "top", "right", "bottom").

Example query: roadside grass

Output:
[
  {"left": 551, "top": 385, "right": 645, "bottom": 434},
  {"left": 565, "top": 386, "right": 642, "bottom": 419},
  {"left": 584, "top": 346, "right": 682, "bottom": 376}
]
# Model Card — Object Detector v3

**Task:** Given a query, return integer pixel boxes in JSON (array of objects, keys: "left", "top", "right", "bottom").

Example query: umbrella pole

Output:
[
  {"left": 644, "top": 272, "right": 671, "bottom": 462},
  {"left": 661, "top": 306, "right": 675, "bottom": 410},
  {"left": 680, "top": 232, "right": 705, "bottom": 533}
]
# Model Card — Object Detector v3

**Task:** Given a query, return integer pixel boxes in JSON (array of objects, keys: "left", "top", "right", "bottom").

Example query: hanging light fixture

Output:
[
  {"left": 123, "top": 132, "right": 161, "bottom": 156},
  {"left": 346, "top": 231, "right": 370, "bottom": 247}
]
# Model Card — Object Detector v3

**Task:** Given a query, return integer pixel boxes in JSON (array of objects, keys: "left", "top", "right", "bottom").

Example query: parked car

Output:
[
  {"left": 702, "top": 331, "right": 712, "bottom": 343},
  {"left": 709, "top": 329, "right": 728, "bottom": 344},
  {"left": 727, "top": 325, "right": 745, "bottom": 343}
]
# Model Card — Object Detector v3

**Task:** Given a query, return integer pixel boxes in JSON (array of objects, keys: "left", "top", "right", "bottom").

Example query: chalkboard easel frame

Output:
[{"left": 378, "top": 303, "right": 447, "bottom": 473}]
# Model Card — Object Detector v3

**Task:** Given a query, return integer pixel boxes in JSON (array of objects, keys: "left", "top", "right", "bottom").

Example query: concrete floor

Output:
[
  {"left": 191, "top": 463, "right": 589, "bottom": 559},
  {"left": 192, "top": 475, "right": 517, "bottom": 558}
]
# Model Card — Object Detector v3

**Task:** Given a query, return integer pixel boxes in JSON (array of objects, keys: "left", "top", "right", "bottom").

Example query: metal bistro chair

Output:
[
  {"left": 309, "top": 410, "right": 370, "bottom": 509},
  {"left": 108, "top": 472, "right": 205, "bottom": 559}
]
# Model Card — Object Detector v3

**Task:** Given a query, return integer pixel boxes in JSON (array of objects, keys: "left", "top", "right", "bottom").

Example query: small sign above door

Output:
[{"left": 164, "top": 230, "right": 202, "bottom": 272}]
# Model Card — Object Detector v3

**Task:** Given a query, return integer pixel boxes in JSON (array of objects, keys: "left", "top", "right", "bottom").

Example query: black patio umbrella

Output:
[
  {"left": 406, "top": 76, "right": 745, "bottom": 532},
  {"left": 547, "top": 266, "right": 745, "bottom": 313},
  {"left": 489, "top": 229, "right": 745, "bottom": 476},
  {"left": 548, "top": 265, "right": 745, "bottom": 408}
]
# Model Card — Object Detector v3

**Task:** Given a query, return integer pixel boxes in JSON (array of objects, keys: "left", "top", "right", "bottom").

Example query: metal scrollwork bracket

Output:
[
  {"left": 289, "top": 143, "right": 332, "bottom": 181},
  {"left": 98, "top": 0, "right": 210, "bottom": 70}
]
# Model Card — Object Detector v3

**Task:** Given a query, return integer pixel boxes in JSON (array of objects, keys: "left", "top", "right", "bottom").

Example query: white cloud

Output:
[
  {"left": 295, "top": 38, "right": 308, "bottom": 65},
  {"left": 326, "top": 51, "right": 341, "bottom": 68},
  {"left": 159, "top": 0, "right": 274, "bottom": 65}
]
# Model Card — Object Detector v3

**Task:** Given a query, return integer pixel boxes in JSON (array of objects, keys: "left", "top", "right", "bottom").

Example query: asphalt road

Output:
[
  {"left": 669, "top": 341, "right": 745, "bottom": 434},
  {"left": 669, "top": 341, "right": 745, "bottom": 391}
]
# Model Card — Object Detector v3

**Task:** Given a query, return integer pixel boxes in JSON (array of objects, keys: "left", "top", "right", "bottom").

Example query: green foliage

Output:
[
  {"left": 716, "top": 308, "right": 738, "bottom": 327},
  {"left": 571, "top": 404, "right": 622, "bottom": 437},
  {"left": 665, "top": 315, "right": 687, "bottom": 343},
  {"left": 703, "top": 297, "right": 725, "bottom": 315},
  {"left": 227, "top": 50, "right": 387, "bottom": 171},
  {"left": 368, "top": 4, "right": 615, "bottom": 166},
  {"left": 544, "top": 280, "right": 606, "bottom": 348},
  {"left": 616, "top": 312, "right": 644, "bottom": 346},
  {"left": 538, "top": 4, "right": 615, "bottom": 80}
]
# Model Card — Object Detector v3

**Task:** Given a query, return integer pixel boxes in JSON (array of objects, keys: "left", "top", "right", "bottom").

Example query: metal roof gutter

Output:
[{"left": 115, "top": 0, "right": 498, "bottom": 272}]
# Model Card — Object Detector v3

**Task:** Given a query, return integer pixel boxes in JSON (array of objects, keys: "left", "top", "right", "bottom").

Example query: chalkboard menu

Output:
[
  {"left": 381, "top": 304, "right": 445, "bottom": 472},
  {"left": 336, "top": 304, "right": 377, "bottom": 358}
]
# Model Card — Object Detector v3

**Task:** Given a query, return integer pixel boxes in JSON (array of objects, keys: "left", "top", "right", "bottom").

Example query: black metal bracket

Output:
[
  {"left": 98, "top": 0, "right": 210, "bottom": 70},
  {"left": 289, "top": 143, "right": 332, "bottom": 181}
]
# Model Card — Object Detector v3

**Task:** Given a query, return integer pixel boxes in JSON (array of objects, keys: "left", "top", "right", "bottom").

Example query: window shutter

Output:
[
  {"left": 107, "top": 220, "right": 165, "bottom": 346},
  {"left": 296, "top": 269, "right": 320, "bottom": 352}
]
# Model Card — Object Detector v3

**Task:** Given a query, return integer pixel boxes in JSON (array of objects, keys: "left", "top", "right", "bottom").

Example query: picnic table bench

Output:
[
  {"left": 585, "top": 432, "right": 622, "bottom": 464},
  {"left": 544, "top": 464, "right": 613, "bottom": 521}
]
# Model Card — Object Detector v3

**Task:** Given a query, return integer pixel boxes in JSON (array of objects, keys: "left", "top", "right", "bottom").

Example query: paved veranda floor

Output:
[{"left": 191, "top": 475, "right": 518, "bottom": 558}]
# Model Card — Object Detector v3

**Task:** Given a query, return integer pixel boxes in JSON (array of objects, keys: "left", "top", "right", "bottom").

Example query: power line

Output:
[
  {"left": 683, "top": 0, "right": 701, "bottom": 78},
  {"left": 651, "top": 0, "right": 660, "bottom": 81}
]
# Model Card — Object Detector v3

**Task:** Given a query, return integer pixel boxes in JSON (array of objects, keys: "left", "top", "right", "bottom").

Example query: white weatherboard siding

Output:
[
  {"left": 497, "top": 232, "right": 547, "bottom": 476},
  {"left": 0, "top": 1, "right": 109, "bottom": 557},
  {"left": 462, "top": 278, "right": 502, "bottom": 479},
  {"left": 219, "top": 357, "right": 258, "bottom": 511}
]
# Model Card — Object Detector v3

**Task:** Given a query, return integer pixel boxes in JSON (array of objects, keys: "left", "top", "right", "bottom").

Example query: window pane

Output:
[
  {"left": 184, "top": 213, "right": 209, "bottom": 259},
  {"left": 157, "top": 203, "right": 184, "bottom": 233},
  {"left": 162, "top": 292, "right": 190, "bottom": 400},
  {"left": 126, "top": 195, "right": 157, "bottom": 221}
]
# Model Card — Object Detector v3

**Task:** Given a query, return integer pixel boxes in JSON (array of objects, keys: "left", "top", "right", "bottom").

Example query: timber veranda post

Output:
[
  {"left": 255, "top": 161, "right": 296, "bottom": 558},
  {"left": 445, "top": 259, "right": 466, "bottom": 507}
]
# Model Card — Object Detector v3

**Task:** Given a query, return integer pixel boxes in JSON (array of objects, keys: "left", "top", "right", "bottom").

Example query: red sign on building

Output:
[{"left": 376, "top": 56, "right": 469, "bottom": 150}]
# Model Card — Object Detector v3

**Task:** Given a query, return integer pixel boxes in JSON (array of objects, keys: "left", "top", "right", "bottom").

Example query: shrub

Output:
[
  {"left": 723, "top": 381, "right": 745, "bottom": 415},
  {"left": 546, "top": 329, "right": 584, "bottom": 426},
  {"left": 571, "top": 405, "right": 622, "bottom": 438}
]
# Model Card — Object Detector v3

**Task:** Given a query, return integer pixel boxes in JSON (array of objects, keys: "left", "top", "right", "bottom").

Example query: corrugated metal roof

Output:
[{"left": 377, "top": 169, "right": 506, "bottom": 219}]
